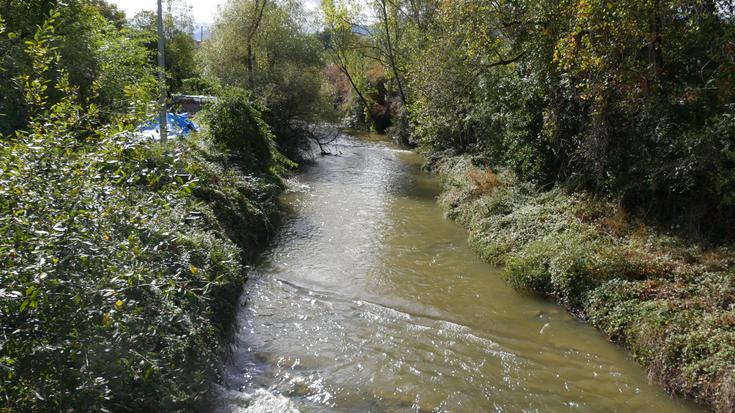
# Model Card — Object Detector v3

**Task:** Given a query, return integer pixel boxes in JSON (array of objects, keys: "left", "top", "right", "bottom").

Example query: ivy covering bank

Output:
[{"left": 433, "top": 155, "right": 735, "bottom": 412}]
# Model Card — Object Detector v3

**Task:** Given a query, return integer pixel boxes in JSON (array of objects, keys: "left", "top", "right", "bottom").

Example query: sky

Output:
[{"left": 109, "top": 0, "right": 321, "bottom": 25}]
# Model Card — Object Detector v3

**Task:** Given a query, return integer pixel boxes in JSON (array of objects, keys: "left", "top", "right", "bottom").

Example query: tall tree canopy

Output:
[
  {"left": 200, "top": 0, "right": 332, "bottom": 152},
  {"left": 323, "top": 0, "right": 735, "bottom": 236},
  {"left": 0, "top": 0, "right": 156, "bottom": 135}
]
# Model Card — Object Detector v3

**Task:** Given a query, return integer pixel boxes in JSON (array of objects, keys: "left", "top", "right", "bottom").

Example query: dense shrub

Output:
[
  {"left": 0, "top": 129, "right": 282, "bottom": 411},
  {"left": 409, "top": 0, "right": 735, "bottom": 237},
  {"left": 587, "top": 274, "right": 735, "bottom": 412},
  {"left": 0, "top": 19, "right": 286, "bottom": 410},
  {"left": 204, "top": 88, "right": 275, "bottom": 162}
]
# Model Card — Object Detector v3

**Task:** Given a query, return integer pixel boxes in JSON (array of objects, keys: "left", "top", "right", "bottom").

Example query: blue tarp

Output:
[{"left": 137, "top": 112, "right": 199, "bottom": 139}]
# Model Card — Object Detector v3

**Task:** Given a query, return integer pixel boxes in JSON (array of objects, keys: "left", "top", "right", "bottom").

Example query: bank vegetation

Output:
[{"left": 0, "top": 0, "right": 331, "bottom": 410}]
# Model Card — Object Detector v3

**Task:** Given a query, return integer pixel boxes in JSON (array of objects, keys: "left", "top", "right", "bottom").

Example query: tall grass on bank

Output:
[{"left": 433, "top": 155, "right": 735, "bottom": 412}]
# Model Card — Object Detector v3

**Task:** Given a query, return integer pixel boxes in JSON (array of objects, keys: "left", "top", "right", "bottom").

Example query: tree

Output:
[
  {"left": 374, "top": 0, "right": 407, "bottom": 105},
  {"left": 0, "top": 0, "right": 156, "bottom": 135},
  {"left": 321, "top": 0, "right": 379, "bottom": 126},
  {"left": 130, "top": 3, "right": 197, "bottom": 92},
  {"left": 401, "top": 0, "right": 735, "bottom": 235},
  {"left": 245, "top": 0, "right": 268, "bottom": 88},
  {"left": 201, "top": 0, "right": 334, "bottom": 156}
]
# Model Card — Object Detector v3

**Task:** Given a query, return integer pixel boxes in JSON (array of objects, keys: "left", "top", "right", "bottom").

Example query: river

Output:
[{"left": 213, "top": 132, "right": 700, "bottom": 412}]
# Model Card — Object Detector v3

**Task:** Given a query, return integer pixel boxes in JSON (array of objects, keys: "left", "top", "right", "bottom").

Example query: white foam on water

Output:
[{"left": 217, "top": 387, "right": 300, "bottom": 413}]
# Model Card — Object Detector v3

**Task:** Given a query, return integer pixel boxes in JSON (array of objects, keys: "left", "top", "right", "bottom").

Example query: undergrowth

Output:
[
  {"left": 0, "top": 19, "right": 287, "bottom": 409},
  {"left": 0, "top": 129, "right": 285, "bottom": 411},
  {"left": 434, "top": 155, "right": 735, "bottom": 412}
]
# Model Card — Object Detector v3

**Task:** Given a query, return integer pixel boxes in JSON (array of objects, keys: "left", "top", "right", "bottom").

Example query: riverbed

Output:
[{"left": 213, "top": 132, "right": 699, "bottom": 412}]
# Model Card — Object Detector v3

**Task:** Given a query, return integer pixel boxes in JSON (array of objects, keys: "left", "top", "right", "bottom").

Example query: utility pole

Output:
[{"left": 157, "top": 0, "right": 167, "bottom": 142}]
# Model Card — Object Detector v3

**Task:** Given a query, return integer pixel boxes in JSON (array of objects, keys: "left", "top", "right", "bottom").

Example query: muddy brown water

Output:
[{"left": 213, "top": 132, "right": 701, "bottom": 412}]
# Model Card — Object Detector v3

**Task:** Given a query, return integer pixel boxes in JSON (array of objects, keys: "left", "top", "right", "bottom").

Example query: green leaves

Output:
[
  {"left": 0, "top": 9, "right": 285, "bottom": 410},
  {"left": 1, "top": 120, "right": 282, "bottom": 410},
  {"left": 203, "top": 87, "right": 283, "bottom": 168},
  {"left": 200, "top": 0, "right": 330, "bottom": 153},
  {"left": 405, "top": 0, "right": 735, "bottom": 235}
]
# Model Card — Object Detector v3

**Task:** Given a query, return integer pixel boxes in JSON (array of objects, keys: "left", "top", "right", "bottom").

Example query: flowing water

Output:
[{"left": 214, "top": 132, "right": 700, "bottom": 413}]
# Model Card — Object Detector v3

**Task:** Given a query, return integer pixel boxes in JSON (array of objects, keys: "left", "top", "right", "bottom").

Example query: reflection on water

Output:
[{"left": 213, "top": 134, "right": 699, "bottom": 412}]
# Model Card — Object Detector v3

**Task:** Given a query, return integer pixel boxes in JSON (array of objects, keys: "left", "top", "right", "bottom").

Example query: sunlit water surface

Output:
[{"left": 213, "top": 133, "right": 700, "bottom": 412}]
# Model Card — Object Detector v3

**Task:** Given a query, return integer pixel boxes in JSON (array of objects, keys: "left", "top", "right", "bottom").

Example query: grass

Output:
[{"left": 432, "top": 154, "right": 735, "bottom": 412}]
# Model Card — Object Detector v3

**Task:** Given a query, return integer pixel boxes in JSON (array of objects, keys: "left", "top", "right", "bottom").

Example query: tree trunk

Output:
[
  {"left": 649, "top": 0, "right": 663, "bottom": 88},
  {"left": 379, "top": 0, "right": 407, "bottom": 105},
  {"left": 338, "top": 61, "right": 377, "bottom": 124},
  {"left": 246, "top": 0, "right": 267, "bottom": 89},
  {"left": 247, "top": 42, "right": 254, "bottom": 88}
]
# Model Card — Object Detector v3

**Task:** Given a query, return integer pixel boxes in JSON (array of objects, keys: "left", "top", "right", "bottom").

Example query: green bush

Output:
[
  {"left": 506, "top": 232, "right": 601, "bottom": 308},
  {"left": 180, "top": 77, "right": 219, "bottom": 95},
  {"left": 204, "top": 88, "right": 276, "bottom": 164},
  {"left": 587, "top": 274, "right": 735, "bottom": 411},
  {"left": 0, "top": 127, "right": 283, "bottom": 411},
  {"left": 436, "top": 156, "right": 579, "bottom": 264},
  {"left": 0, "top": 18, "right": 285, "bottom": 411}
]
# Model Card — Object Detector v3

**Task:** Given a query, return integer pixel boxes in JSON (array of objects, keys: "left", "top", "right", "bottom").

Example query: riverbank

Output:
[
  {"left": 430, "top": 154, "right": 735, "bottom": 412},
  {"left": 0, "top": 105, "right": 286, "bottom": 410},
  {"left": 215, "top": 131, "right": 698, "bottom": 412}
]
